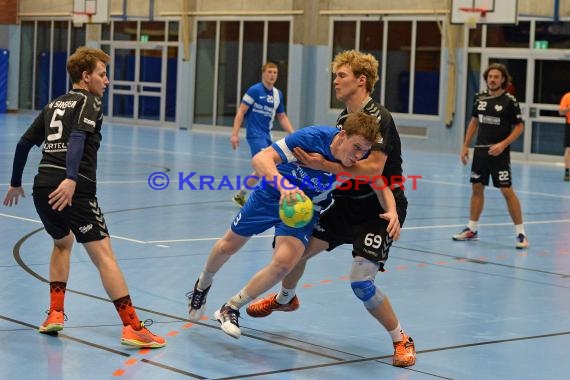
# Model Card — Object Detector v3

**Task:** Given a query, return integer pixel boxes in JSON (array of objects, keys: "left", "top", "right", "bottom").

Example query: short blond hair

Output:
[
  {"left": 67, "top": 47, "right": 111, "bottom": 84},
  {"left": 262, "top": 61, "right": 279, "bottom": 72},
  {"left": 342, "top": 112, "right": 380, "bottom": 144},
  {"left": 331, "top": 50, "right": 379, "bottom": 94}
]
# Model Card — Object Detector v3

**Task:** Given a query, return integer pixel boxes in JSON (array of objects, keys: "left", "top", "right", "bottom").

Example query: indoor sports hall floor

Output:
[{"left": 1, "top": 113, "right": 569, "bottom": 380}]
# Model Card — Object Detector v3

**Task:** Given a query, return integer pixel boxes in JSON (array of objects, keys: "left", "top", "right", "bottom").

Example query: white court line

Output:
[
  {"left": 402, "top": 219, "right": 570, "bottom": 231},
  {"left": 111, "top": 235, "right": 147, "bottom": 244},
  {"left": 4, "top": 214, "right": 570, "bottom": 245},
  {"left": 418, "top": 178, "right": 570, "bottom": 199},
  {"left": 147, "top": 219, "right": 570, "bottom": 243},
  {"left": 145, "top": 234, "right": 274, "bottom": 244},
  {"left": 1, "top": 212, "right": 146, "bottom": 244},
  {"left": 0, "top": 213, "right": 42, "bottom": 224}
]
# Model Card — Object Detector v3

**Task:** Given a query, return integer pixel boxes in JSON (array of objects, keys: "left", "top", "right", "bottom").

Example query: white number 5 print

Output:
[{"left": 47, "top": 109, "right": 65, "bottom": 141}]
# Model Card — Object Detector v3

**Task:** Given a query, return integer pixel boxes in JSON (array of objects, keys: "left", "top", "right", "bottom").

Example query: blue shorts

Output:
[
  {"left": 247, "top": 136, "right": 272, "bottom": 157},
  {"left": 230, "top": 186, "right": 318, "bottom": 246}
]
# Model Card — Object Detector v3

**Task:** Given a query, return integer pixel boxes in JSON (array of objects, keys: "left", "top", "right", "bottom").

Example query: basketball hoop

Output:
[
  {"left": 72, "top": 0, "right": 99, "bottom": 27},
  {"left": 458, "top": 7, "right": 488, "bottom": 29},
  {"left": 72, "top": 11, "right": 94, "bottom": 27},
  {"left": 451, "top": 0, "right": 516, "bottom": 26}
]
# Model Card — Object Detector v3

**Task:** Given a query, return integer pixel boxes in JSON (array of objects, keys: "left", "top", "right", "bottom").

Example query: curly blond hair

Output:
[{"left": 331, "top": 50, "right": 379, "bottom": 94}]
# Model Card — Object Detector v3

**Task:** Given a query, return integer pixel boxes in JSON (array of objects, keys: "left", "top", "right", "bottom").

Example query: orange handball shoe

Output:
[
  {"left": 246, "top": 293, "right": 299, "bottom": 318},
  {"left": 38, "top": 309, "right": 66, "bottom": 334},
  {"left": 120, "top": 320, "right": 166, "bottom": 348},
  {"left": 392, "top": 334, "right": 416, "bottom": 367}
]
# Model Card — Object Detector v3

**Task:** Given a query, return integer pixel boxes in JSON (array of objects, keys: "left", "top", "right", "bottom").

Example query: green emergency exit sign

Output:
[{"left": 534, "top": 40, "right": 548, "bottom": 49}]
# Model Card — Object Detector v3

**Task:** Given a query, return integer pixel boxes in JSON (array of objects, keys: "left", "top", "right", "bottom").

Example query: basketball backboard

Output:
[
  {"left": 451, "top": 0, "right": 518, "bottom": 25},
  {"left": 73, "top": 0, "right": 109, "bottom": 26}
]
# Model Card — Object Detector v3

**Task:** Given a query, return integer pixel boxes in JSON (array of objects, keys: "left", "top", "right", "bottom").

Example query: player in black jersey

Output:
[
  {"left": 452, "top": 63, "right": 529, "bottom": 249},
  {"left": 247, "top": 50, "right": 415, "bottom": 367},
  {"left": 3, "top": 47, "right": 165, "bottom": 348}
]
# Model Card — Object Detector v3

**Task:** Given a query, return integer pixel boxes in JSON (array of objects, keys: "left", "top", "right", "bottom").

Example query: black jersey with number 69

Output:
[{"left": 22, "top": 89, "right": 103, "bottom": 194}]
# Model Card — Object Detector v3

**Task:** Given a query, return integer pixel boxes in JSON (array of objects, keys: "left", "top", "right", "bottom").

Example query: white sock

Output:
[
  {"left": 228, "top": 288, "right": 253, "bottom": 310},
  {"left": 467, "top": 220, "right": 478, "bottom": 232},
  {"left": 515, "top": 224, "right": 525, "bottom": 236},
  {"left": 276, "top": 287, "right": 296, "bottom": 304},
  {"left": 388, "top": 323, "right": 404, "bottom": 342},
  {"left": 197, "top": 270, "right": 215, "bottom": 290}
]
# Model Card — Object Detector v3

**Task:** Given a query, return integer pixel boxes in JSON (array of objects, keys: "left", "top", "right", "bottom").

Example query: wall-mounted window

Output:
[
  {"left": 465, "top": 20, "right": 570, "bottom": 158},
  {"left": 534, "top": 21, "right": 570, "bottom": 49},
  {"left": 468, "top": 21, "right": 563, "bottom": 49},
  {"left": 194, "top": 19, "right": 291, "bottom": 127},
  {"left": 331, "top": 18, "right": 441, "bottom": 116},
  {"left": 19, "top": 20, "right": 86, "bottom": 110}
]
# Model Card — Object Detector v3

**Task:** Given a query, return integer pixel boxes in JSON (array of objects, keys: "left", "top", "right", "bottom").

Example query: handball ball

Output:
[{"left": 279, "top": 194, "right": 314, "bottom": 228}]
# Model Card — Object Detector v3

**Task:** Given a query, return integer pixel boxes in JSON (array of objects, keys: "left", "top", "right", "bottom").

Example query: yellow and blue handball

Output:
[{"left": 279, "top": 194, "right": 314, "bottom": 228}]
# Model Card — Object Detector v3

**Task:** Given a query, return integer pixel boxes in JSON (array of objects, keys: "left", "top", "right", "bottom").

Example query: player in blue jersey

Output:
[
  {"left": 247, "top": 50, "right": 415, "bottom": 367},
  {"left": 231, "top": 62, "right": 295, "bottom": 206},
  {"left": 187, "top": 112, "right": 399, "bottom": 339}
]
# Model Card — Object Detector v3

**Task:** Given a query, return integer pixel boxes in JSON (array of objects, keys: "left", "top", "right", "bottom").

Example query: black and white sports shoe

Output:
[
  {"left": 214, "top": 304, "right": 241, "bottom": 339},
  {"left": 187, "top": 280, "right": 211, "bottom": 322},
  {"left": 516, "top": 233, "right": 529, "bottom": 249}
]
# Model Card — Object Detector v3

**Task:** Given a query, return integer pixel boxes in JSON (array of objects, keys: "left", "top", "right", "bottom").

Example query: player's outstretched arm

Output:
[
  {"left": 3, "top": 186, "right": 25, "bottom": 207},
  {"left": 231, "top": 103, "right": 250, "bottom": 150}
]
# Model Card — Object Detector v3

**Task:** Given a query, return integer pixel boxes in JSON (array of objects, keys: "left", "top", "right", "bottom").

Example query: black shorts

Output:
[
  {"left": 311, "top": 188, "right": 407, "bottom": 269},
  {"left": 470, "top": 148, "right": 512, "bottom": 187},
  {"left": 33, "top": 188, "right": 110, "bottom": 243},
  {"left": 564, "top": 123, "right": 570, "bottom": 148}
]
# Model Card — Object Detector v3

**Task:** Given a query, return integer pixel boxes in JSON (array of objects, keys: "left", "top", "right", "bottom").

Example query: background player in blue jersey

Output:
[
  {"left": 247, "top": 50, "right": 415, "bottom": 367},
  {"left": 453, "top": 63, "right": 529, "bottom": 249},
  {"left": 3, "top": 47, "right": 165, "bottom": 348},
  {"left": 187, "top": 112, "right": 399, "bottom": 339},
  {"left": 230, "top": 62, "right": 295, "bottom": 206}
]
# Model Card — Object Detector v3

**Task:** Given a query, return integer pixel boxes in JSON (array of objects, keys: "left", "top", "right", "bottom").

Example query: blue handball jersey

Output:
[
  {"left": 271, "top": 126, "right": 340, "bottom": 209},
  {"left": 242, "top": 82, "right": 285, "bottom": 140}
]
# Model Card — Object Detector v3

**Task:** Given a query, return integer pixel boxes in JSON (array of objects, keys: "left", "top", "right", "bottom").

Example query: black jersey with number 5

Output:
[{"left": 22, "top": 89, "right": 103, "bottom": 194}]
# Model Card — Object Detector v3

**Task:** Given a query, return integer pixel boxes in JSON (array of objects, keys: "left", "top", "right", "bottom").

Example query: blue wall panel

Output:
[{"left": 0, "top": 49, "right": 8, "bottom": 113}]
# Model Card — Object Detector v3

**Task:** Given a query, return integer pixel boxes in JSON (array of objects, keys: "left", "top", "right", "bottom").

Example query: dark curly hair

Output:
[{"left": 483, "top": 63, "right": 510, "bottom": 89}]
